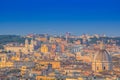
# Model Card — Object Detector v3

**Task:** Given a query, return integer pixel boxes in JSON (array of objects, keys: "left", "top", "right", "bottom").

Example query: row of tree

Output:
[{"left": 0, "top": 35, "right": 25, "bottom": 49}]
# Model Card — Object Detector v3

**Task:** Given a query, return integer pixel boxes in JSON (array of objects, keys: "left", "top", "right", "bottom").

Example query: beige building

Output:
[
  {"left": 4, "top": 39, "right": 35, "bottom": 53},
  {"left": 40, "top": 44, "right": 49, "bottom": 53},
  {"left": 0, "top": 53, "right": 13, "bottom": 68},
  {"left": 37, "top": 60, "right": 61, "bottom": 69},
  {"left": 36, "top": 76, "right": 56, "bottom": 80}
]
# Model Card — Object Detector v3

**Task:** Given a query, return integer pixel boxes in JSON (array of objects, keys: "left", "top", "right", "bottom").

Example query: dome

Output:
[
  {"left": 94, "top": 49, "right": 112, "bottom": 62},
  {"left": 92, "top": 42, "right": 113, "bottom": 72}
]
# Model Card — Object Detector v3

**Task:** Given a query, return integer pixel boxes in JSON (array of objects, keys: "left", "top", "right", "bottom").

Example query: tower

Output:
[
  {"left": 30, "top": 39, "right": 34, "bottom": 46},
  {"left": 29, "top": 39, "right": 34, "bottom": 52},
  {"left": 66, "top": 32, "right": 70, "bottom": 43},
  {"left": 25, "top": 39, "right": 29, "bottom": 48}
]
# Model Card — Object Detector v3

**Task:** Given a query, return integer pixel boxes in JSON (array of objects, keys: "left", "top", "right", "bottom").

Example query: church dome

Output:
[
  {"left": 94, "top": 49, "right": 112, "bottom": 62},
  {"left": 92, "top": 42, "right": 113, "bottom": 72}
]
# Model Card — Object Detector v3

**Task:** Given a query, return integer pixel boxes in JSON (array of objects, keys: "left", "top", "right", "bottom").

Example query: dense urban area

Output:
[{"left": 0, "top": 33, "right": 120, "bottom": 80}]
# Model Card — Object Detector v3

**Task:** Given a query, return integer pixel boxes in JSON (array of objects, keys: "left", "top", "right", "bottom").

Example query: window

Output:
[
  {"left": 97, "top": 67, "right": 99, "bottom": 70},
  {"left": 0, "top": 58, "right": 1, "bottom": 62},
  {"left": 103, "top": 66, "right": 106, "bottom": 70},
  {"left": 40, "top": 78, "right": 43, "bottom": 80}
]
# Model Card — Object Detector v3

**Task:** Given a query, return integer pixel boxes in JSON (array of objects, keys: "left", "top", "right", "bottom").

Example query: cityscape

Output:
[
  {"left": 0, "top": 34, "right": 120, "bottom": 80},
  {"left": 1, "top": 0, "right": 120, "bottom": 80}
]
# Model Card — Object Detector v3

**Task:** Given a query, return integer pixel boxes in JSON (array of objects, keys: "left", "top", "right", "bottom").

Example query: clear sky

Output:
[{"left": 0, "top": 0, "right": 120, "bottom": 36}]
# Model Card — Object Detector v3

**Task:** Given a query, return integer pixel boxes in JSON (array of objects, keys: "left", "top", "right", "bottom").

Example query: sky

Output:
[{"left": 0, "top": 0, "right": 120, "bottom": 36}]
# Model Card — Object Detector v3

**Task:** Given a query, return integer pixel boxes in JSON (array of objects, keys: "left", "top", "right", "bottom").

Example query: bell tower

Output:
[
  {"left": 30, "top": 39, "right": 34, "bottom": 52},
  {"left": 25, "top": 39, "right": 29, "bottom": 48}
]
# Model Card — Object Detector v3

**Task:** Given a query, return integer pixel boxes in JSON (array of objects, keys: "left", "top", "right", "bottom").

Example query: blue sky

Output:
[{"left": 0, "top": 0, "right": 120, "bottom": 36}]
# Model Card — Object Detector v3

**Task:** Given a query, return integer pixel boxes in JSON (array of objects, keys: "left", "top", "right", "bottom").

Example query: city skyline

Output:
[
  {"left": 1, "top": 0, "right": 120, "bottom": 79},
  {"left": 0, "top": 0, "right": 120, "bottom": 36}
]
